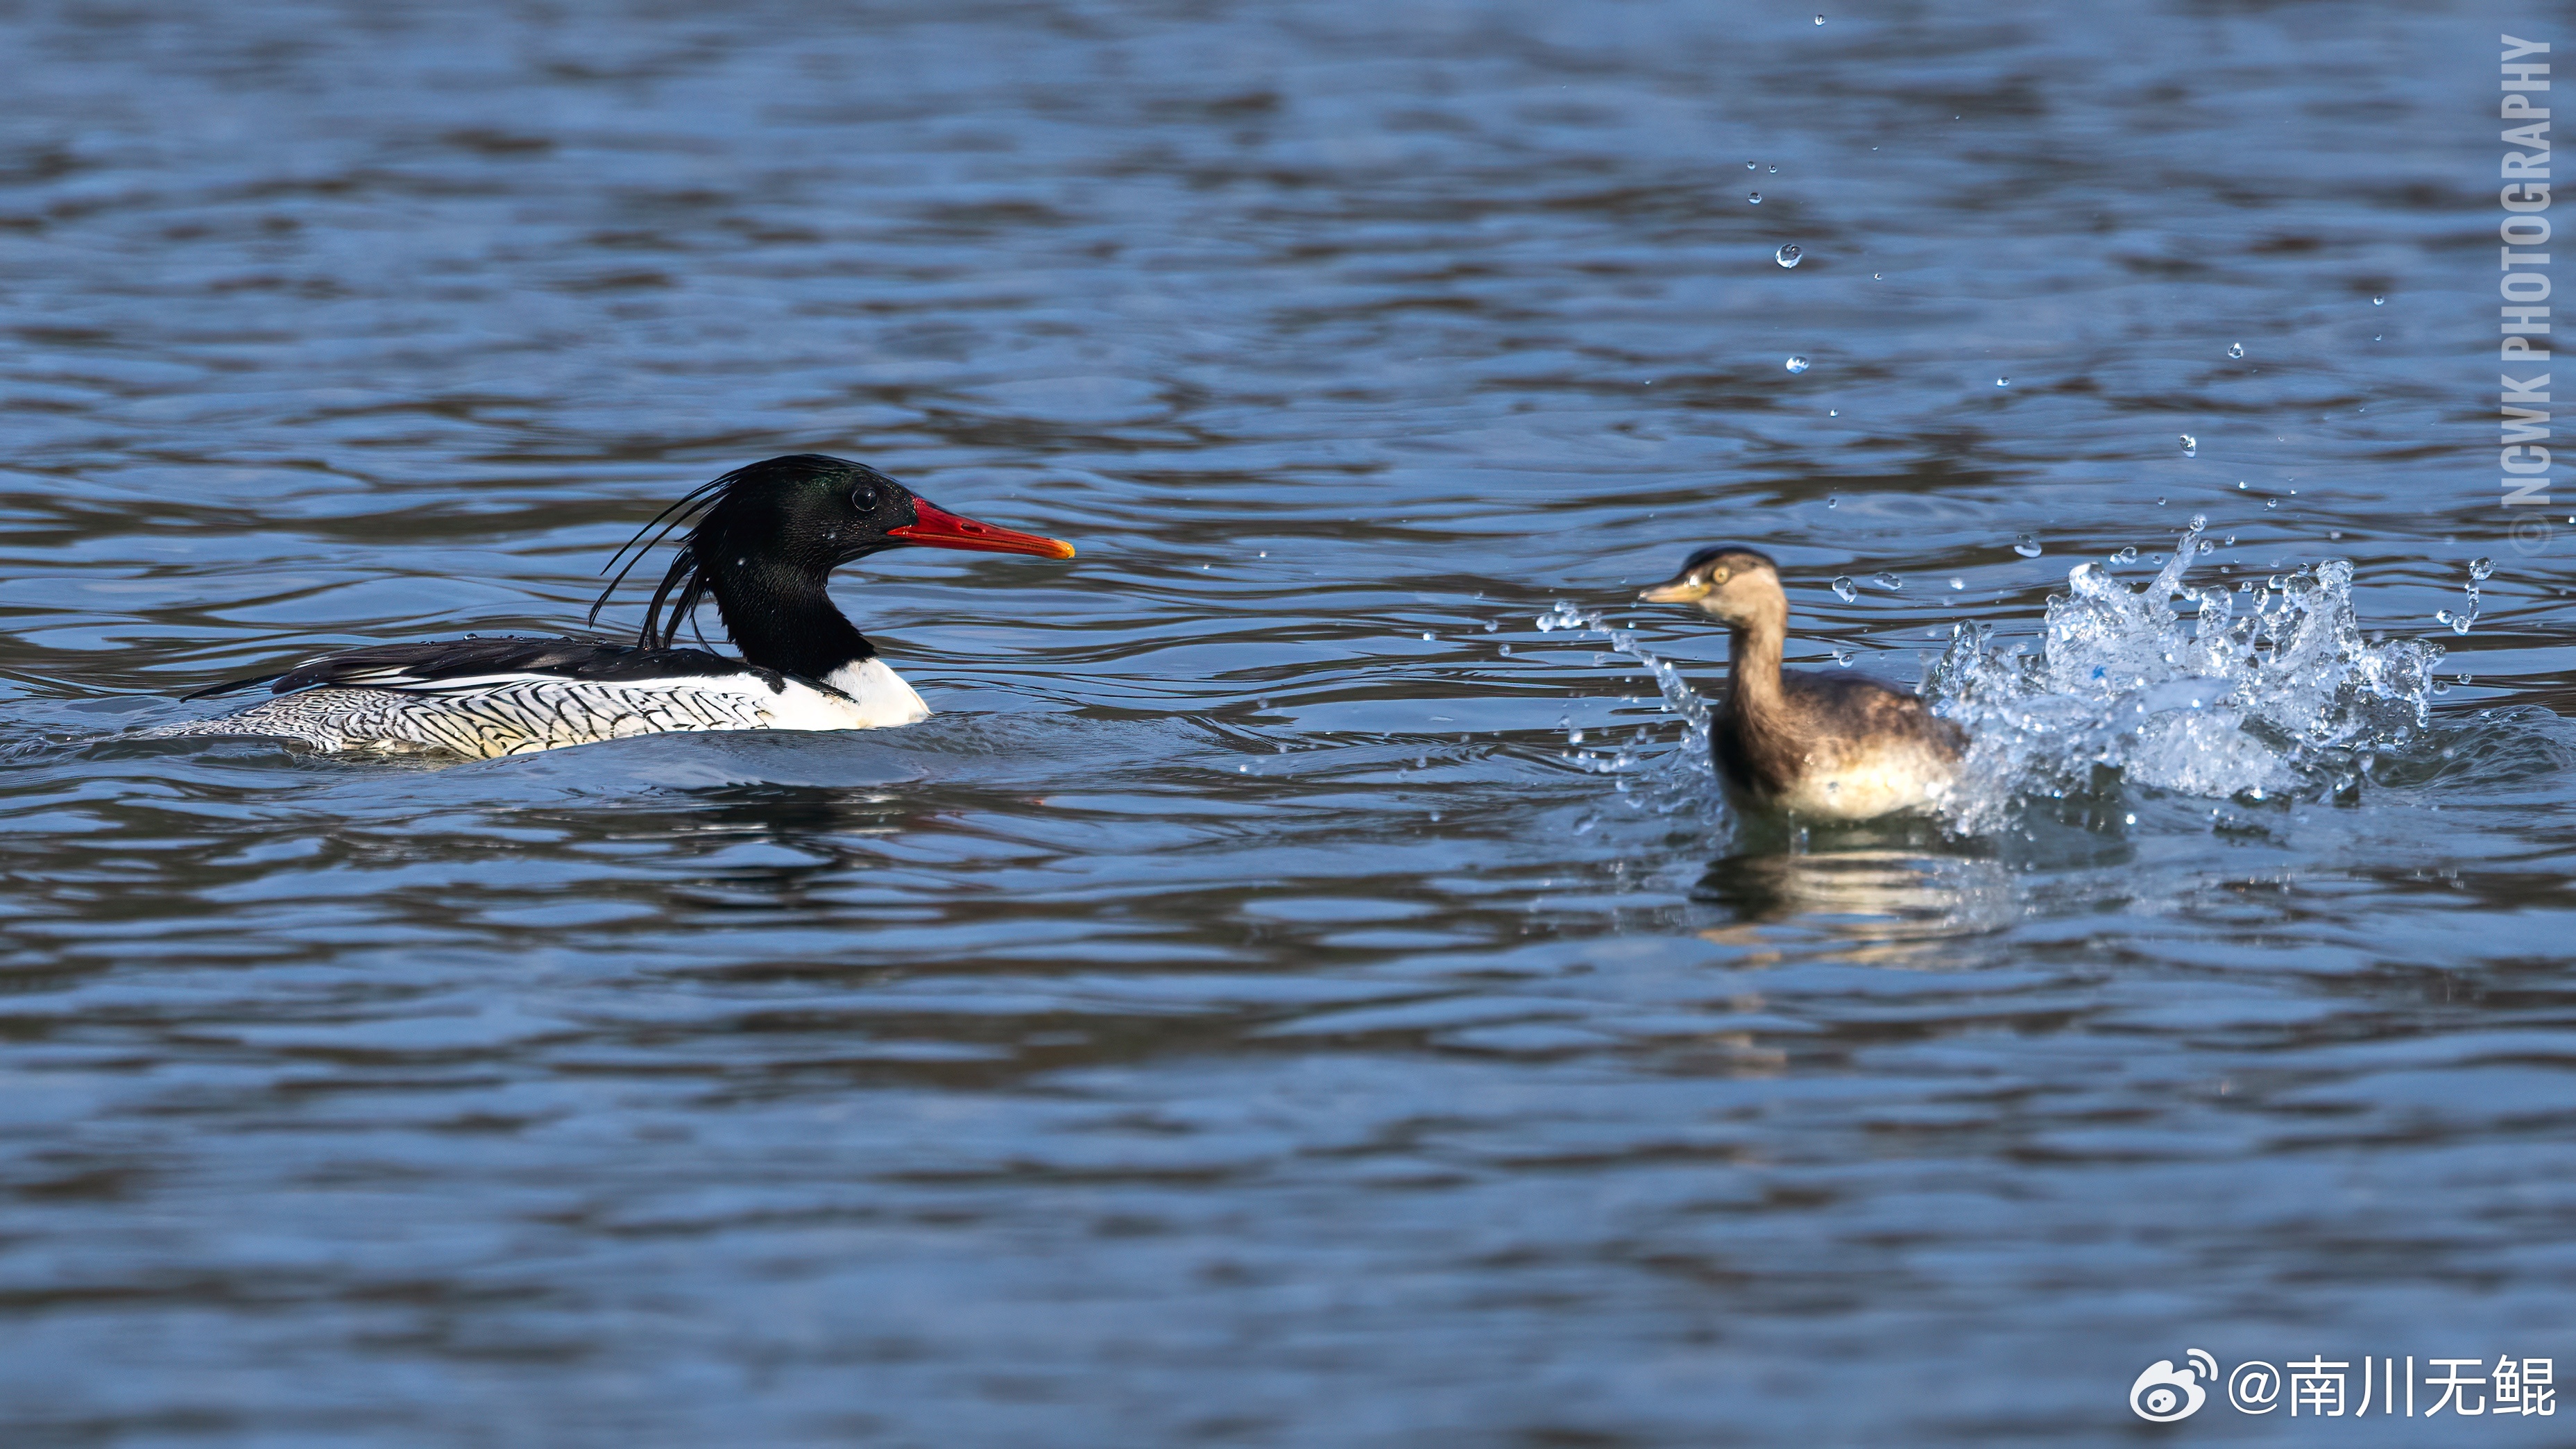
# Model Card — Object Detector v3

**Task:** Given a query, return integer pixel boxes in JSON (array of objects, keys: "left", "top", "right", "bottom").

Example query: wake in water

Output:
[{"left": 1544, "top": 516, "right": 2446, "bottom": 835}]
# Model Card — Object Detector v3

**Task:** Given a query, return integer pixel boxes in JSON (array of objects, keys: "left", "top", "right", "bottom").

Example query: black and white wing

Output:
[{"left": 185, "top": 636, "right": 783, "bottom": 700}]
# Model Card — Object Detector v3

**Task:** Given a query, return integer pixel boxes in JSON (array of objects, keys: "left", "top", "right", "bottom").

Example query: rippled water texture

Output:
[{"left": 4, "top": 1, "right": 2573, "bottom": 1443}]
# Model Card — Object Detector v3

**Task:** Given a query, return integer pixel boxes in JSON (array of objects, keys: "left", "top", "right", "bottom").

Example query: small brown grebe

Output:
[{"left": 1640, "top": 545, "right": 1964, "bottom": 820}]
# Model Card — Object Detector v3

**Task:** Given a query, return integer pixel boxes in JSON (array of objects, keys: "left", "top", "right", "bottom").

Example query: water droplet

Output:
[
  {"left": 1995, "top": 376, "right": 2010, "bottom": 387},
  {"left": 1421, "top": 631, "right": 1434, "bottom": 641},
  {"left": 1748, "top": 192, "right": 1762, "bottom": 203},
  {"left": 1832, "top": 576, "right": 1857, "bottom": 602},
  {"left": 2328, "top": 529, "right": 2342, "bottom": 540},
  {"left": 1569, "top": 729, "right": 1585, "bottom": 744},
  {"left": 1870, "top": 572, "right": 1902, "bottom": 591},
  {"left": 2179, "top": 434, "right": 2197, "bottom": 455},
  {"left": 2155, "top": 496, "right": 2167, "bottom": 506},
  {"left": 2372, "top": 296, "right": 2385, "bottom": 305},
  {"left": 1768, "top": 165, "right": 1778, "bottom": 173},
  {"left": 2227, "top": 342, "right": 2244, "bottom": 359},
  {"left": 1483, "top": 620, "right": 1498, "bottom": 632},
  {"left": 2236, "top": 480, "right": 2248, "bottom": 490},
  {"left": 1747, "top": 162, "right": 1758, "bottom": 170},
  {"left": 1775, "top": 244, "right": 1803, "bottom": 268},
  {"left": 2263, "top": 499, "right": 2278, "bottom": 510},
  {"left": 1831, "top": 648, "right": 1854, "bottom": 666},
  {"left": 2470, "top": 556, "right": 2496, "bottom": 580},
  {"left": 2197, "top": 541, "right": 2214, "bottom": 554},
  {"left": 1827, "top": 408, "right": 1838, "bottom": 416},
  {"left": 1784, "top": 354, "right": 1810, "bottom": 373},
  {"left": 2436, "top": 608, "right": 2454, "bottom": 625},
  {"left": 2013, "top": 534, "right": 2042, "bottom": 557},
  {"left": 1825, "top": 494, "right": 1839, "bottom": 507},
  {"left": 1814, "top": 12, "right": 1825, "bottom": 22},
  {"left": 2190, "top": 512, "right": 2208, "bottom": 528},
  {"left": 1873, "top": 271, "right": 1882, "bottom": 280},
  {"left": 2112, "top": 545, "right": 2139, "bottom": 564},
  {"left": 1948, "top": 577, "right": 1965, "bottom": 590},
  {"left": 1499, "top": 643, "right": 1512, "bottom": 655}
]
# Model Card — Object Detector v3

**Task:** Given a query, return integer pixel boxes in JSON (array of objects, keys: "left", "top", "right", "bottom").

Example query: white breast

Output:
[{"left": 789, "top": 658, "right": 932, "bottom": 730}]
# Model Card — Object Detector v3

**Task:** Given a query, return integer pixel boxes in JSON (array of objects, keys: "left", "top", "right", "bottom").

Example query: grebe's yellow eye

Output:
[{"left": 1709, "top": 568, "right": 1730, "bottom": 585}]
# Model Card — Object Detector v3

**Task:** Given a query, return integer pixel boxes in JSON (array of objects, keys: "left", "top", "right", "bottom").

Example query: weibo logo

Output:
[{"left": 2130, "top": 1349, "right": 2219, "bottom": 1423}]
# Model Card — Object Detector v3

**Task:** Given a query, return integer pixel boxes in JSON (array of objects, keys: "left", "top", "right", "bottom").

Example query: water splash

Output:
[
  {"left": 1533, "top": 602, "right": 1718, "bottom": 813},
  {"left": 2445, "top": 557, "right": 2496, "bottom": 635},
  {"left": 1775, "top": 244, "right": 1803, "bottom": 269},
  {"left": 1537, "top": 602, "right": 1709, "bottom": 736},
  {"left": 1785, "top": 355, "right": 1811, "bottom": 373},
  {"left": 1922, "top": 516, "right": 2442, "bottom": 831}
]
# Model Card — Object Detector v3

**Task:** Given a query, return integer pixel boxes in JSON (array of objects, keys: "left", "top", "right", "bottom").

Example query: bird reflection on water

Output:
[{"left": 1694, "top": 834, "right": 2017, "bottom": 963}]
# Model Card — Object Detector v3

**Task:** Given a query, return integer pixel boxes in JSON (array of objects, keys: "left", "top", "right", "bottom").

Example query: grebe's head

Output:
[{"left": 1637, "top": 545, "right": 1784, "bottom": 626}]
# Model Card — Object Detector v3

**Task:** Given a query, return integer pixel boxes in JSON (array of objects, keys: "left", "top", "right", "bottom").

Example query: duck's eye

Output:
[{"left": 850, "top": 485, "right": 880, "bottom": 511}]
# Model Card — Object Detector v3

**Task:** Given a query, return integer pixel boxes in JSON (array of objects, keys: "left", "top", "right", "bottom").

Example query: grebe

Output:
[
  {"left": 1639, "top": 545, "right": 1964, "bottom": 820},
  {"left": 158, "top": 454, "right": 1074, "bottom": 759}
]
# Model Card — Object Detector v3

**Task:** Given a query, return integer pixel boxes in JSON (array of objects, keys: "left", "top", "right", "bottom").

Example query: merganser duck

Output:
[
  {"left": 1639, "top": 546, "right": 1964, "bottom": 820},
  {"left": 157, "top": 454, "right": 1074, "bottom": 758}
]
